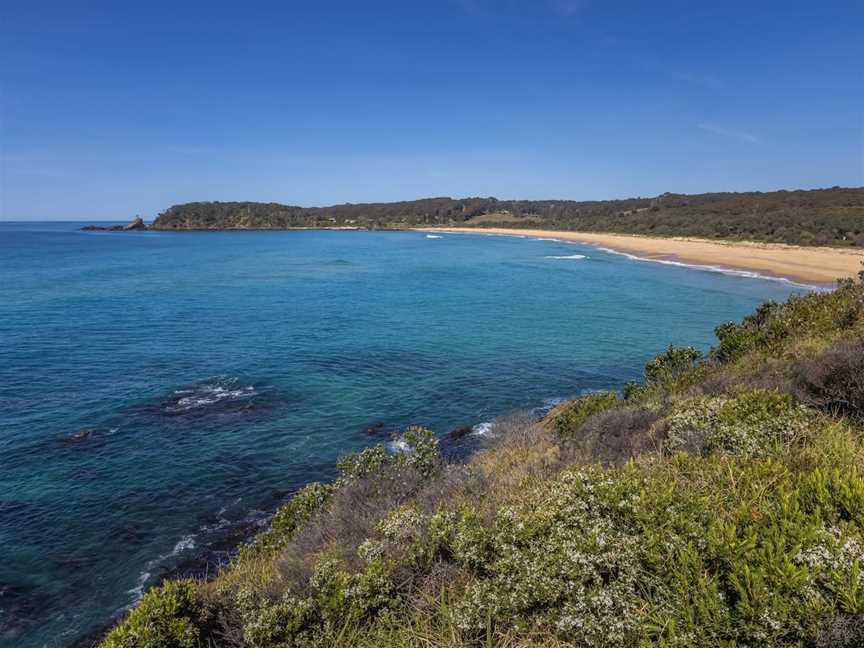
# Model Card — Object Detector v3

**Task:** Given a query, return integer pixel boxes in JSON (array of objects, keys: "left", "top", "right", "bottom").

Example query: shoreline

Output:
[
  {"left": 68, "top": 418, "right": 497, "bottom": 648},
  {"left": 418, "top": 227, "right": 864, "bottom": 286}
]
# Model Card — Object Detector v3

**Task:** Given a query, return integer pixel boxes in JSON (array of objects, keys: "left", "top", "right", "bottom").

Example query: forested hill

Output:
[{"left": 150, "top": 186, "right": 864, "bottom": 247}]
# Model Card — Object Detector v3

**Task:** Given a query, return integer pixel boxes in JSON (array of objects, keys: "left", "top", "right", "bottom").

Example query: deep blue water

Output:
[{"left": 0, "top": 222, "right": 804, "bottom": 647}]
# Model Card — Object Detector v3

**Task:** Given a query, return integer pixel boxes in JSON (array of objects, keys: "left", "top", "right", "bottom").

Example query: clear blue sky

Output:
[{"left": 2, "top": 0, "right": 862, "bottom": 220}]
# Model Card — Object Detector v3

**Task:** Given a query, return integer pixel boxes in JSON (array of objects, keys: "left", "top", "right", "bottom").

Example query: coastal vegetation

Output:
[
  {"left": 148, "top": 187, "right": 864, "bottom": 247},
  {"left": 100, "top": 274, "right": 864, "bottom": 647}
]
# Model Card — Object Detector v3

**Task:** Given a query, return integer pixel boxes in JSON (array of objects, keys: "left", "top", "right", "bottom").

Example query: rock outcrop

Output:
[
  {"left": 123, "top": 216, "right": 146, "bottom": 230},
  {"left": 81, "top": 216, "right": 148, "bottom": 232}
]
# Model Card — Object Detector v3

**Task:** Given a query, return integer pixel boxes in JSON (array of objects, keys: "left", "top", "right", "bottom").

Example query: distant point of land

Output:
[{"left": 110, "top": 186, "right": 863, "bottom": 249}]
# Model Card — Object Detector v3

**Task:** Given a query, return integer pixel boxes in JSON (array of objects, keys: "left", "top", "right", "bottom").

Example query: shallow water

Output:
[{"left": 0, "top": 223, "right": 803, "bottom": 647}]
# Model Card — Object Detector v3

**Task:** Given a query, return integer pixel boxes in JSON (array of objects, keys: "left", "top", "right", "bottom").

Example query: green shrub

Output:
[
  {"left": 622, "top": 380, "right": 645, "bottom": 400},
  {"left": 645, "top": 344, "right": 704, "bottom": 386},
  {"left": 101, "top": 580, "right": 207, "bottom": 648},
  {"left": 245, "top": 482, "right": 332, "bottom": 556},
  {"left": 337, "top": 426, "right": 440, "bottom": 482},
  {"left": 400, "top": 426, "right": 440, "bottom": 479},
  {"left": 640, "top": 461, "right": 864, "bottom": 645},
  {"left": 554, "top": 391, "right": 620, "bottom": 438},
  {"left": 712, "top": 320, "right": 762, "bottom": 363},
  {"left": 337, "top": 445, "right": 392, "bottom": 481},
  {"left": 712, "top": 283, "right": 864, "bottom": 364},
  {"left": 306, "top": 551, "right": 400, "bottom": 632}
]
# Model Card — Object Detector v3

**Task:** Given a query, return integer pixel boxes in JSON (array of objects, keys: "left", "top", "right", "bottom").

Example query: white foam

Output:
[
  {"left": 545, "top": 254, "right": 587, "bottom": 260},
  {"left": 387, "top": 437, "right": 411, "bottom": 453},
  {"left": 172, "top": 534, "right": 196, "bottom": 555},
  {"left": 530, "top": 397, "right": 567, "bottom": 417},
  {"left": 592, "top": 246, "right": 821, "bottom": 290},
  {"left": 126, "top": 533, "right": 197, "bottom": 604},
  {"left": 425, "top": 234, "right": 443, "bottom": 239},
  {"left": 167, "top": 380, "right": 257, "bottom": 412},
  {"left": 471, "top": 421, "right": 495, "bottom": 436},
  {"left": 445, "top": 230, "right": 823, "bottom": 290},
  {"left": 126, "top": 571, "right": 151, "bottom": 600}
]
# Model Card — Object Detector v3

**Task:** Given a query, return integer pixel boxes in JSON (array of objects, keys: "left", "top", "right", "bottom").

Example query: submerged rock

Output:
[
  {"left": 66, "top": 428, "right": 95, "bottom": 442},
  {"left": 445, "top": 425, "right": 473, "bottom": 441},
  {"left": 364, "top": 421, "right": 385, "bottom": 435}
]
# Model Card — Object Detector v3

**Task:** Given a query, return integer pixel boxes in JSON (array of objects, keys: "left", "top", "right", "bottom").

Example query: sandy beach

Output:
[{"left": 421, "top": 227, "right": 864, "bottom": 285}]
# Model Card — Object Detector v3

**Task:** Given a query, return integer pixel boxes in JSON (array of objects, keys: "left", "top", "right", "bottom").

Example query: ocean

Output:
[{"left": 0, "top": 222, "right": 806, "bottom": 647}]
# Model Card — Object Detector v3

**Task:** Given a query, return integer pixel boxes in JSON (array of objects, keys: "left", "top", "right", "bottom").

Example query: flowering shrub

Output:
[
  {"left": 449, "top": 467, "right": 645, "bottom": 645},
  {"left": 665, "top": 389, "right": 818, "bottom": 457},
  {"left": 238, "top": 591, "right": 319, "bottom": 648},
  {"left": 430, "top": 507, "right": 491, "bottom": 571}
]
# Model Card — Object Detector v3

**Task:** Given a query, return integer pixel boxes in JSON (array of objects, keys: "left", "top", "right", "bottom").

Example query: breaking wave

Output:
[
  {"left": 163, "top": 377, "right": 259, "bottom": 414},
  {"left": 127, "top": 534, "right": 197, "bottom": 603}
]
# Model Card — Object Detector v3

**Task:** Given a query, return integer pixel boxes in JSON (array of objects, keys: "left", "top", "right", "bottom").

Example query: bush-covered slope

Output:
[
  {"left": 150, "top": 187, "right": 864, "bottom": 247},
  {"left": 100, "top": 277, "right": 864, "bottom": 648}
]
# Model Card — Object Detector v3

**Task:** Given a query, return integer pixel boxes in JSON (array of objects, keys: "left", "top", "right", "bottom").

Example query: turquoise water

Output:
[{"left": 0, "top": 223, "right": 804, "bottom": 647}]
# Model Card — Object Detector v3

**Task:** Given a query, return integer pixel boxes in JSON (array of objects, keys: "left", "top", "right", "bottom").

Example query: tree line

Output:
[{"left": 151, "top": 186, "right": 864, "bottom": 247}]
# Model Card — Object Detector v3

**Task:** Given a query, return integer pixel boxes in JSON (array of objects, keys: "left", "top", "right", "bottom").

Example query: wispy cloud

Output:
[
  {"left": 452, "top": 0, "right": 487, "bottom": 16},
  {"left": 452, "top": 0, "right": 589, "bottom": 17},
  {"left": 550, "top": 0, "right": 589, "bottom": 16},
  {"left": 639, "top": 60, "right": 724, "bottom": 90},
  {"left": 697, "top": 121, "right": 761, "bottom": 144},
  {"left": 668, "top": 69, "right": 724, "bottom": 90}
]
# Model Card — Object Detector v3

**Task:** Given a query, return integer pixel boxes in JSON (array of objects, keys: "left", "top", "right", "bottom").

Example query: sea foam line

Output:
[
  {"left": 439, "top": 230, "right": 824, "bottom": 290},
  {"left": 590, "top": 246, "right": 823, "bottom": 290}
]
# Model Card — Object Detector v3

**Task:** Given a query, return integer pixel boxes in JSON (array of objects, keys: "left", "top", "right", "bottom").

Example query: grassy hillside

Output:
[
  {"left": 149, "top": 187, "right": 864, "bottom": 247},
  {"left": 99, "top": 276, "right": 864, "bottom": 648}
]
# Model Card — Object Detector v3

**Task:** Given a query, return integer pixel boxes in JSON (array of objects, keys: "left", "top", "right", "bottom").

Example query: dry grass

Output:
[
  {"left": 327, "top": 590, "right": 580, "bottom": 648},
  {"left": 574, "top": 406, "right": 663, "bottom": 464},
  {"left": 472, "top": 413, "right": 565, "bottom": 506}
]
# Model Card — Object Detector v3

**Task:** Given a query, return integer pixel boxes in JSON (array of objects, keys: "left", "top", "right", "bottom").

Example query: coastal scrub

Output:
[{"left": 100, "top": 278, "right": 864, "bottom": 647}]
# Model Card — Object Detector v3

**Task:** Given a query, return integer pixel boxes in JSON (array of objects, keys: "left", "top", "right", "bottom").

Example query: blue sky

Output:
[{"left": 2, "top": 0, "right": 862, "bottom": 220}]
